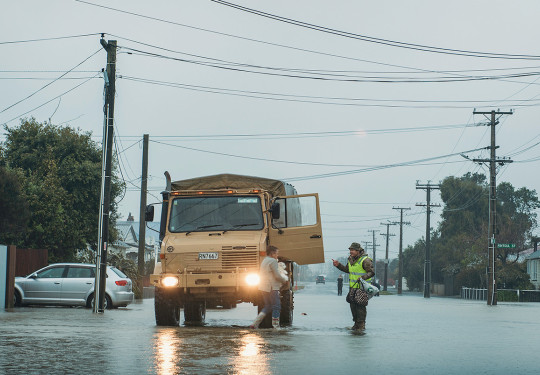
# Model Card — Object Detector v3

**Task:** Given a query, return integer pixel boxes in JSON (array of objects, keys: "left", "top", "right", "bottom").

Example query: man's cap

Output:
[{"left": 349, "top": 242, "right": 363, "bottom": 251}]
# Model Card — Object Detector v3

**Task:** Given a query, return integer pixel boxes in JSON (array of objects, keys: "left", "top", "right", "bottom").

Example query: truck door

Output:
[{"left": 268, "top": 193, "right": 324, "bottom": 265}]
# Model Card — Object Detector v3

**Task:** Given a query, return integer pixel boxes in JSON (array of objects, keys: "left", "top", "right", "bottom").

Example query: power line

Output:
[
  {"left": 283, "top": 147, "right": 488, "bottom": 181},
  {"left": 109, "top": 123, "right": 483, "bottom": 141},
  {"left": 120, "top": 75, "right": 540, "bottom": 108},
  {"left": 0, "top": 76, "right": 100, "bottom": 81},
  {"left": 212, "top": 0, "right": 540, "bottom": 60},
  {"left": 111, "top": 33, "right": 540, "bottom": 85},
  {"left": 0, "top": 33, "right": 101, "bottom": 45},
  {"left": 1, "top": 73, "right": 101, "bottom": 125},
  {"left": 149, "top": 139, "right": 482, "bottom": 170},
  {"left": 0, "top": 49, "right": 102, "bottom": 114},
  {"left": 120, "top": 50, "right": 540, "bottom": 83}
]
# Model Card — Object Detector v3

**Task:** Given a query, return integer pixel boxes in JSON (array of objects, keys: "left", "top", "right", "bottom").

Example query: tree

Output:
[
  {"left": 1, "top": 118, "right": 124, "bottom": 261},
  {"left": 401, "top": 241, "right": 425, "bottom": 291},
  {"left": 496, "top": 182, "right": 540, "bottom": 264},
  {"left": 431, "top": 173, "right": 538, "bottom": 290},
  {"left": 0, "top": 165, "right": 30, "bottom": 245}
]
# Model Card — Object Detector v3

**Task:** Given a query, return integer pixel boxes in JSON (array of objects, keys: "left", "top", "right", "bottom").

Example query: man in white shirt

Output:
[{"left": 250, "top": 245, "right": 288, "bottom": 329}]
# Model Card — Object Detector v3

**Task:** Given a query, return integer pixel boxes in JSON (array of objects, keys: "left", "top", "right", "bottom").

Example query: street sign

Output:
[{"left": 497, "top": 243, "right": 516, "bottom": 248}]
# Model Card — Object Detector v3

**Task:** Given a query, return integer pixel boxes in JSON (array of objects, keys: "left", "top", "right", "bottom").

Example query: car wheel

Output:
[
  {"left": 14, "top": 290, "right": 22, "bottom": 307},
  {"left": 88, "top": 294, "right": 113, "bottom": 310}
]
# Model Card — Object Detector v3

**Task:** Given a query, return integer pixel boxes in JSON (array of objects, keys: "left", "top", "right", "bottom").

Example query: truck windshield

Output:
[{"left": 169, "top": 196, "right": 264, "bottom": 233}]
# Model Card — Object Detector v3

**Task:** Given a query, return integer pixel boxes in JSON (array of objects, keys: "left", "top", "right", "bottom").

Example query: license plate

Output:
[{"left": 198, "top": 252, "right": 218, "bottom": 260}]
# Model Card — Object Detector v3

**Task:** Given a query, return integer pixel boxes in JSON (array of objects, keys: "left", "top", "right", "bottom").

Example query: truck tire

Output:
[
  {"left": 184, "top": 301, "right": 206, "bottom": 325},
  {"left": 280, "top": 289, "right": 294, "bottom": 326},
  {"left": 155, "top": 287, "right": 180, "bottom": 326}
]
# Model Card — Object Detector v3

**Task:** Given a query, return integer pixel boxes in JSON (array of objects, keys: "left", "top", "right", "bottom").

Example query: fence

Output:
[
  {"left": 15, "top": 248, "right": 48, "bottom": 276},
  {"left": 461, "top": 287, "right": 540, "bottom": 302}
]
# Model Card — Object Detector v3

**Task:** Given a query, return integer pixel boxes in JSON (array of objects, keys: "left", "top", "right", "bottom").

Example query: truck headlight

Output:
[
  {"left": 162, "top": 276, "right": 179, "bottom": 287},
  {"left": 245, "top": 273, "right": 260, "bottom": 286}
]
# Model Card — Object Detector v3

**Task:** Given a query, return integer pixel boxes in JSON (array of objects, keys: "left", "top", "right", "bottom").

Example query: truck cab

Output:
[{"left": 147, "top": 173, "right": 324, "bottom": 327}]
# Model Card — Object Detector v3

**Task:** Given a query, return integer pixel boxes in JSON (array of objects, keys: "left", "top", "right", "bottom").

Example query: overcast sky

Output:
[{"left": 2, "top": 0, "right": 540, "bottom": 262}]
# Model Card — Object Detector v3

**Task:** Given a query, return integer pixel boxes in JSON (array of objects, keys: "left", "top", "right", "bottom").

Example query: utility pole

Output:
[
  {"left": 472, "top": 109, "right": 513, "bottom": 306},
  {"left": 393, "top": 207, "right": 410, "bottom": 295},
  {"left": 380, "top": 222, "right": 396, "bottom": 291},
  {"left": 361, "top": 241, "right": 372, "bottom": 256},
  {"left": 368, "top": 229, "right": 380, "bottom": 279},
  {"left": 416, "top": 181, "right": 441, "bottom": 298},
  {"left": 94, "top": 35, "right": 117, "bottom": 313},
  {"left": 137, "top": 134, "right": 149, "bottom": 299}
]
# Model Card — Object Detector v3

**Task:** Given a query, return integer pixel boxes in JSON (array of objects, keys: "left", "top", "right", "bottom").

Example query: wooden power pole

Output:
[
  {"left": 137, "top": 134, "right": 149, "bottom": 299},
  {"left": 393, "top": 207, "right": 410, "bottom": 295},
  {"left": 380, "top": 222, "right": 396, "bottom": 291},
  {"left": 416, "top": 181, "right": 441, "bottom": 298},
  {"left": 472, "top": 109, "right": 513, "bottom": 306},
  {"left": 94, "top": 36, "right": 117, "bottom": 313},
  {"left": 368, "top": 229, "right": 380, "bottom": 280}
]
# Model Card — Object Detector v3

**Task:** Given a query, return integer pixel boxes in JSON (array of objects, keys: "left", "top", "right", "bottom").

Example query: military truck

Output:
[{"left": 146, "top": 173, "right": 324, "bottom": 327}]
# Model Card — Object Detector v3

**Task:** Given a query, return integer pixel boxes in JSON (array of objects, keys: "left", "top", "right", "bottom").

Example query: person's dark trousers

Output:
[{"left": 349, "top": 302, "right": 367, "bottom": 329}]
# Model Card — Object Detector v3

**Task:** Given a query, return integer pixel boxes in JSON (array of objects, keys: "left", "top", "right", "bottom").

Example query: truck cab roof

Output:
[{"left": 171, "top": 173, "right": 297, "bottom": 196}]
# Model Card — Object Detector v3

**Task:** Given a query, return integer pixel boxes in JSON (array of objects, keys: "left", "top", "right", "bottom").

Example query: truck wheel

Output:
[
  {"left": 257, "top": 304, "right": 272, "bottom": 328},
  {"left": 184, "top": 301, "right": 206, "bottom": 325},
  {"left": 280, "top": 289, "right": 294, "bottom": 326},
  {"left": 155, "top": 287, "right": 180, "bottom": 326}
]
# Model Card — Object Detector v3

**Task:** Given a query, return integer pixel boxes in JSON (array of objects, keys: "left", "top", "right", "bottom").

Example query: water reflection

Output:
[
  {"left": 154, "top": 328, "right": 183, "bottom": 375},
  {"left": 231, "top": 333, "right": 270, "bottom": 375}
]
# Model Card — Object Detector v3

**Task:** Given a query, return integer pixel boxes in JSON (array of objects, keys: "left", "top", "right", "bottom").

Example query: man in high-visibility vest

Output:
[{"left": 332, "top": 242, "right": 375, "bottom": 331}]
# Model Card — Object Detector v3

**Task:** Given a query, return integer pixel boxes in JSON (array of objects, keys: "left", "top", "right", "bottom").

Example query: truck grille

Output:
[{"left": 221, "top": 245, "right": 258, "bottom": 270}]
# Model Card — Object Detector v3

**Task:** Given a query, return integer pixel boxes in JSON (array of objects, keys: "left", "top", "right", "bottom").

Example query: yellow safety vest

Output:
[{"left": 348, "top": 255, "right": 372, "bottom": 288}]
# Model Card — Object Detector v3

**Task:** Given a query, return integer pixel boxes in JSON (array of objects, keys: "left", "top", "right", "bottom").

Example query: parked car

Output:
[
  {"left": 14, "top": 263, "right": 134, "bottom": 309},
  {"left": 316, "top": 275, "right": 326, "bottom": 284}
]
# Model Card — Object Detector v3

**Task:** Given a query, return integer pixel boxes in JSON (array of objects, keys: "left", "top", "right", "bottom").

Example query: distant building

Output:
[
  {"left": 526, "top": 250, "right": 540, "bottom": 290},
  {"left": 110, "top": 213, "right": 161, "bottom": 262}
]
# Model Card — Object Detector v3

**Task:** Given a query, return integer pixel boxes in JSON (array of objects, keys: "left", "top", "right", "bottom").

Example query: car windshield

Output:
[{"left": 169, "top": 196, "right": 264, "bottom": 233}]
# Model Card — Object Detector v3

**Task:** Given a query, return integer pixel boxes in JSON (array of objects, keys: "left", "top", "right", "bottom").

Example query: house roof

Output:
[
  {"left": 527, "top": 250, "right": 540, "bottom": 260},
  {"left": 116, "top": 220, "right": 161, "bottom": 246}
]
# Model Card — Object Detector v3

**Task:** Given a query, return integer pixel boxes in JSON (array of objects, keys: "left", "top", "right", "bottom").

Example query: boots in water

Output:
[
  {"left": 272, "top": 317, "right": 280, "bottom": 329},
  {"left": 352, "top": 322, "right": 360, "bottom": 330},
  {"left": 358, "top": 321, "right": 366, "bottom": 330},
  {"left": 249, "top": 312, "right": 266, "bottom": 329}
]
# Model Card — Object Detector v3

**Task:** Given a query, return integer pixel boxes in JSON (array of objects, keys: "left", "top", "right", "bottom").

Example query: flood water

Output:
[{"left": 1, "top": 281, "right": 539, "bottom": 374}]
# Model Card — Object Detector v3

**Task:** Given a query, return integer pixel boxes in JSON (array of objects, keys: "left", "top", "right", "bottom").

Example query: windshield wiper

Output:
[
  {"left": 184, "top": 224, "right": 224, "bottom": 235},
  {"left": 222, "top": 223, "right": 259, "bottom": 234},
  {"left": 196, "top": 224, "right": 224, "bottom": 230}
]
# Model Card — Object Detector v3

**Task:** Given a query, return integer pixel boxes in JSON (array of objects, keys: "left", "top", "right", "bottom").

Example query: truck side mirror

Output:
[
  {"left": 270, "top": 202, "right": 280, "bottom": 220},
  {"left": 145, "top": 205, "right": 155, "bottom": 222}
]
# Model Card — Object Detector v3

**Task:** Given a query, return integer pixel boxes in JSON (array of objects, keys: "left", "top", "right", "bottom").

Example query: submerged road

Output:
[{"left": 1, "top": 281, "right": 539, "bottom": 374}]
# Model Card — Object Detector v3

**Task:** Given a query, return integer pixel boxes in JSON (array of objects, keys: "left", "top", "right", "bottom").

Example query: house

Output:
[
  {"left": 526, "top": 249, "right": 540, "bottom": 290},
  {"left": 110, "top": 213, "right": 161, "bottom": 262}
]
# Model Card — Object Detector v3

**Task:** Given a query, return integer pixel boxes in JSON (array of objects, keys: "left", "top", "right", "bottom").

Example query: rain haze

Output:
[{"left": 2, "top": 0, "right": 540, "bottom": 263}]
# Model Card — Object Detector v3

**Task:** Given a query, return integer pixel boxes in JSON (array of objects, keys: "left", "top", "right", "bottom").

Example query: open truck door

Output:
[{"left": 268, "top": 193, "right": 324, "bottom": 265}]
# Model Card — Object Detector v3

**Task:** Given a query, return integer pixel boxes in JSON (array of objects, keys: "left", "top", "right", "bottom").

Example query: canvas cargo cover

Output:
[{"left": 171, "top": 174, "right": 296, "bottom": 196}]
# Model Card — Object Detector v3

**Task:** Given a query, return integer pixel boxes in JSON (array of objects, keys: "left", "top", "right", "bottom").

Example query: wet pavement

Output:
[{"left": 1, "top": 282, "right": 540, "bottom": 374}]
